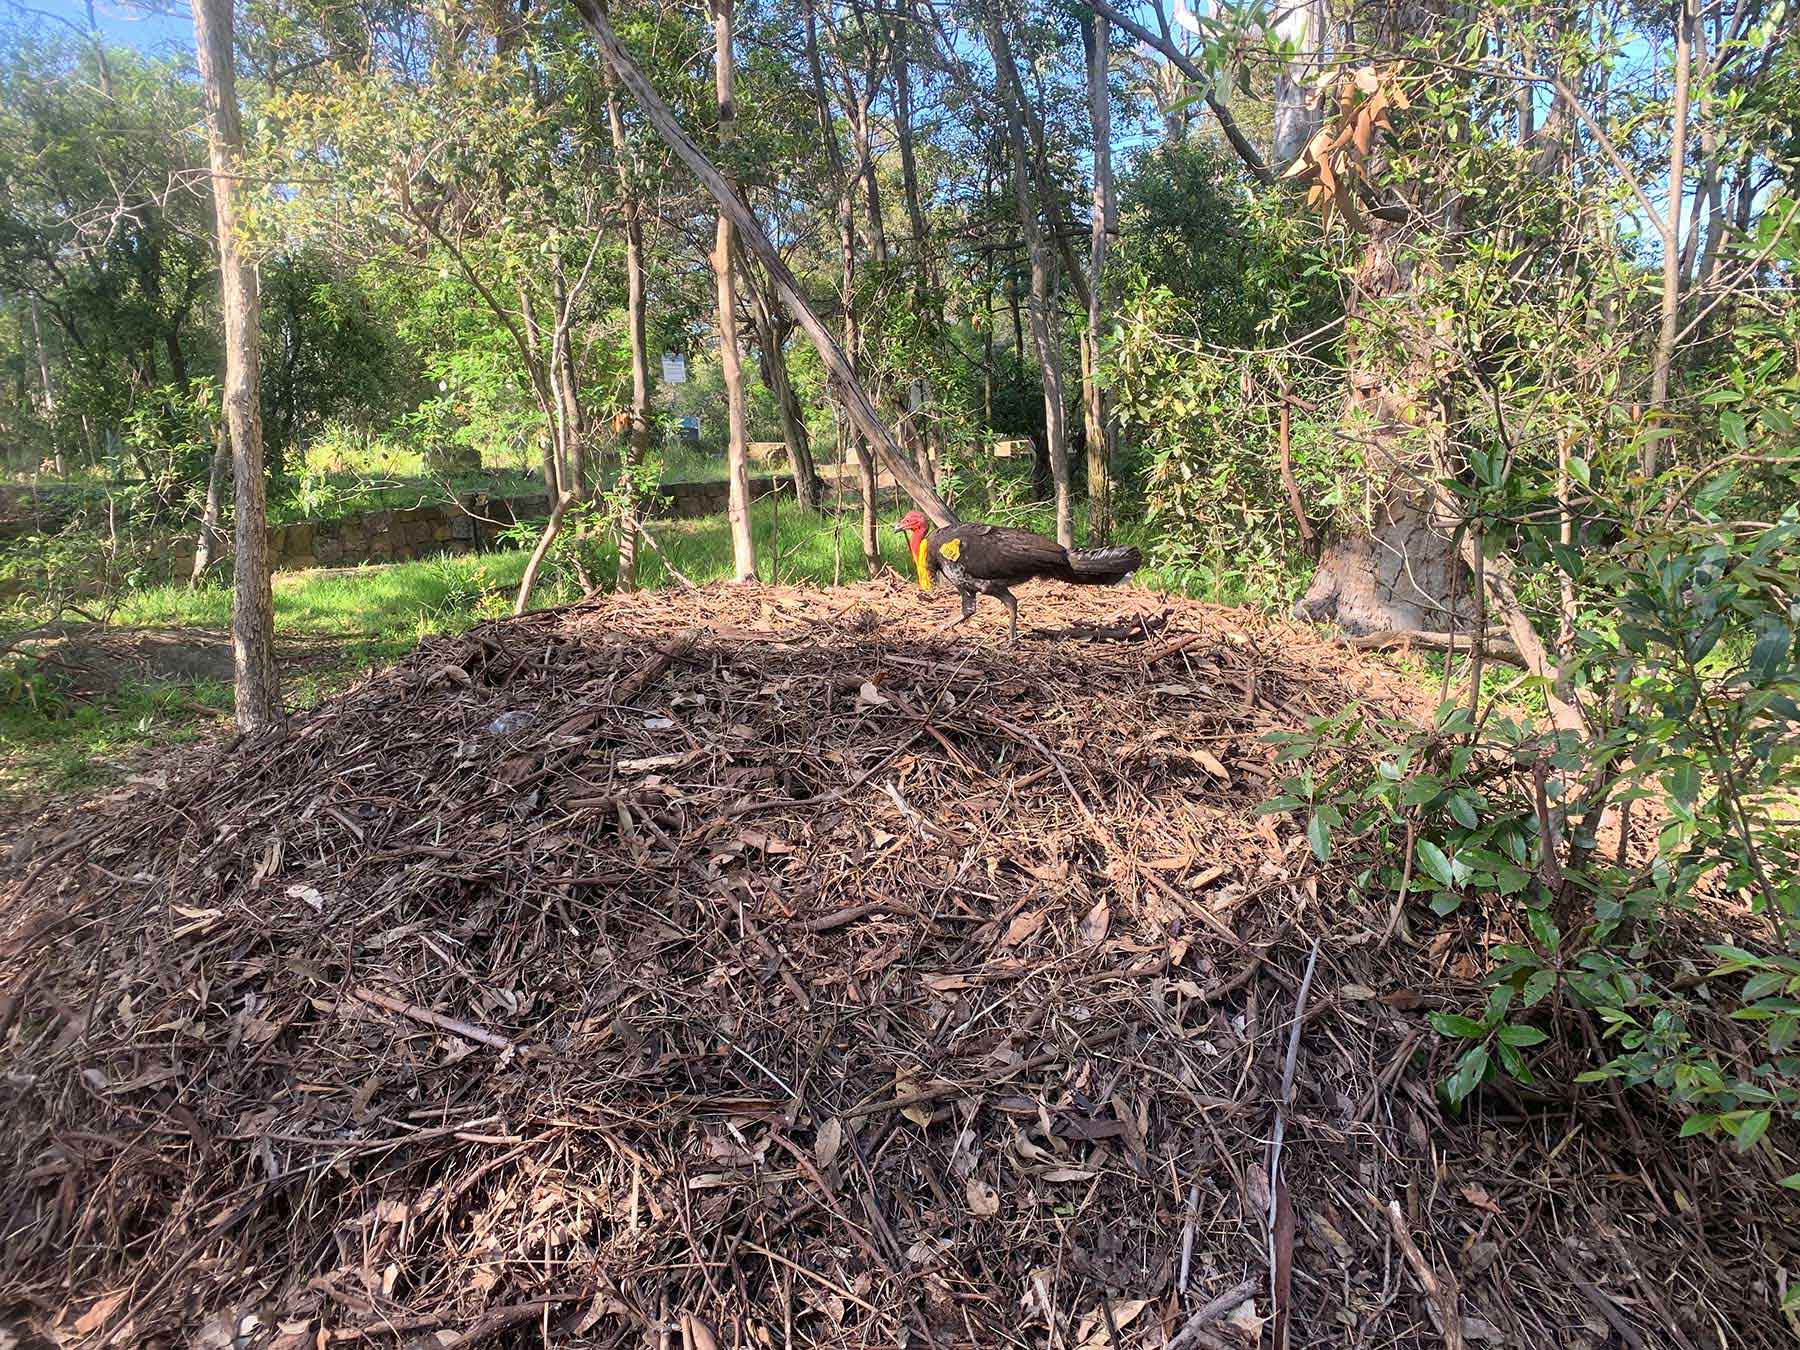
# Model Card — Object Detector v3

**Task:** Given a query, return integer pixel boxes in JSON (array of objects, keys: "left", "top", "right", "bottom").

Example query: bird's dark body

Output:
[{"left": 909, "top": 519, "right": 1142, "bottom": 642}]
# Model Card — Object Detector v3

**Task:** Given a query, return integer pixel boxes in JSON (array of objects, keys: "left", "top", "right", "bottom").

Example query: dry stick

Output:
[
  {"left": 569, "top": 0, "right": 955, "bottom": 529},
  {"left": 1551, "top": 1246, "right": 1649, "bottom": 1350},
  {"left": 1267, "top": 937, "right": 1321, "bottom": 1346},
  {"left": 347, "top": 986, "right": 514, "bottom": 1052},
  {"left": 615, "top": 628, "right": 701, "bottom": 703},
  {"left": 630, "top": 513, "right": 697, "bottom": 590},
  {"left": 1166, "top": 1278, "right": 1260, "bottom": 1350},
  {"left": 1384, "top": 1199, "right": 1465, "bottom": 1350}
]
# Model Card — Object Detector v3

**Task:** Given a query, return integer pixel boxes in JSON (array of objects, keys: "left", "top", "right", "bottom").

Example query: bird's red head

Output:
[{"left": 896, "top": 510, "right": 929, "bottom": 553}]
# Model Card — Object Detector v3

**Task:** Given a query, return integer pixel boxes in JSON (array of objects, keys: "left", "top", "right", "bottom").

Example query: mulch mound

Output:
[{"left": 0, "top": 579, "right": 1788, "bottom": 1348}]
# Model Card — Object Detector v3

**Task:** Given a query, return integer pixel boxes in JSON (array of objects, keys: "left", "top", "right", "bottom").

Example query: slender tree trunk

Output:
[
  {"left": 1645, "top": 0, "right": 1694, "bottom": 475},
  {"left": 192, "top": 419, "right": 230, "bottom": 584},
  {"left": 988, "top": 8, "right": 1071, "bottom": 546},
  {"left": 29, "top": 298, "right": 61, "bottom": 476},
  {"left": 191, "top": 0, "right": 280, "bottom": 731},
  {"left": 892, "top": 27, "right": 937, "bottom": 483},
  {"left": 748, "top": 283, "right": 822, "bottom": 512},
  {"left": 574, "top": 0, "right": 954, "bottom": 525},
  {"left": 712, "top": 0, "right": 755, "bottom": 580},
  {"left": 1083, "top": 12, "right": 1117, "bottom": 534},
  {"left": 518, "top": 282, "right": 562, "bottom": 498},
  {"left": 805, "top": 0, "right": 881, "bottom": 566},
  {"left": 606, "top": 81, "right": 653, "bottom": 586}
]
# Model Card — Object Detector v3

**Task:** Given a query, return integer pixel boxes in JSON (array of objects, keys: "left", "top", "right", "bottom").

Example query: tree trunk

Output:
[
  {"left": 748, "top": 281, "right": 822, "bottom": 512},
  {"left": 1645, "top": 0, "right": 1694, "bottom": 475},
  {"left": 1272, "top": 0, "right": 1326, "bottom": 165},
  {"left": 192, "top": 418, "right": 230, "bottom": 584},
  {"left": 573, "top": 0, "right": 954, "bottom": 526},
  {"left": 517, "top": 282, "right": 563, "bottom": 498},
  {"left": 1083, "top": 12, "right": 1116, "bottom": 534},
  {"left": 711, "top": 0, "right": 756, "bottom": 581},
  {"left": 30, "top": 298, "right": 61, "bottom": 476},
  {"left": 606, "top": 80, "right": 653, "bottom": 585},
  {"left": 191, "top": 0, "right": 281, "bottom": 732},
  {"left": 989, "top": 8, "right": 1071, "bottom": 547}
]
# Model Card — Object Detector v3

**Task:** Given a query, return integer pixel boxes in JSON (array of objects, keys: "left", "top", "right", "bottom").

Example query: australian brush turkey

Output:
[{"left": 895, "top": 510, "right": 1143, "bottom": 643}]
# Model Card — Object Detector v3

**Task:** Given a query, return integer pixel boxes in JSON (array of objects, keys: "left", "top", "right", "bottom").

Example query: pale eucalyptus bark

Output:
[
  {"left": 605, "top": 80, "right": 652, "bottom": 586},
  {"left": 712, "top": 0, "right": 756, "bottom": 581},
  {"left": 192, "top": 419, "right": 230, "bottom": 584},
  {"left": 1083, "top": 12, "right": 1117, "bottom": 532},
  {"left": 191, "top": 0, "right": 280, "bottom": 731}
]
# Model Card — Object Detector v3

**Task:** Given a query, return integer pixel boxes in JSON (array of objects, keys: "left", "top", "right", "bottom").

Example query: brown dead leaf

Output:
[
  {"left": 1383, "top": 989, "right": 1426, "bottom": 1011},
  {"left": 815, "top": 1117, "right": 844, "bottom": 1171},
  {"left": 1001, "top": 910, "right": 1046, "bottom": 948},
  {"left": 1079, "top": 898, "right": 1111, "bottom": 944},
  {"left": 964, "top": 1176, "right": 1000, "bottom": 1217},
  {"left": 1461, "top": 1184, "right": 1503, "bottom": 1216},
  {"left": 71, "top": 1292, "right": 127, "bottom": 1336}
]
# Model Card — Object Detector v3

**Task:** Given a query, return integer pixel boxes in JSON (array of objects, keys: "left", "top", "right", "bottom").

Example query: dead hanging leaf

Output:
[
  {"left": 964, "top": 1176, "right": 1000, "bottom": 1217},
  {"left": 1354, "top": 64, "right": 1381, "bottom": 95},
  {"left": 1001, "top": 910, "right": 1046, "bottom": 948},
  {"left": 1080, "top": 898, "right": 1111, "bottom": 944},
  {"left": 815, "top": 1117, "right": 844, "bottom": 1171}
]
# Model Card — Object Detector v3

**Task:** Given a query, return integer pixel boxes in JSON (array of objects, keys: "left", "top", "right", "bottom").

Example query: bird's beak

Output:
[{"left": 889, "top": 522, "right": 908, "bottom": 534}]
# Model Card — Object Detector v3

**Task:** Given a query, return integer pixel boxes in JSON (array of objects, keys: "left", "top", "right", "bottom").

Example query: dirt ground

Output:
[{"left": 0, "top": 577, "right": 1791, "bottom": 1348}]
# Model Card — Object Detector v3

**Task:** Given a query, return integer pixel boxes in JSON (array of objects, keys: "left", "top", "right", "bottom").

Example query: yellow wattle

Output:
[{"left": 912, "top": 535, "right": 932, "bottom": 592}]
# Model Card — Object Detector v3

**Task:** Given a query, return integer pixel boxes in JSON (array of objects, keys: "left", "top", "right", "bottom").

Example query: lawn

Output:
[{"left": 0, "top": 492, "right": 1264, "bottom": 806}]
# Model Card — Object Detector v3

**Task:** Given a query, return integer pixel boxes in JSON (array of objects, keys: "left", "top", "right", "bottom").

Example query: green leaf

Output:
[
  {"left": 1778, "top": 1173, "right": 1800, "bottom": 1192},
  {"left": 1447, "top": 793, "right": 1479, "bottom": 829},
  {"left": 1526, "top": 909, "right": 1562, "bottom": 953},
  {"left": 1735, "top": 1109, "right": 1771, "bottom": 1153},
  {"left": 1678, "top": 1113, "right": 1716, "bottom": 1138},
  {"left": 1429, "top": 1012, "right": 1486, "bottom": 1039},
  {"left": 1306, "top": 812, "right": 1332, "bottom": 863},
  {"left": 1522, "top": 969, "right": 1558, "bottom": 1006},
  {"left": 1568, "top": 455, "right": 1590, "bottom": 487},
  {"left": 1719, "top": 408, "right": 1748, "bottom": 448},
  {"left": 1430, "top": 891, "right": 1463, "bottom": 916},
  {"left": 1445, "top": 1045, "right": 1489, "bottom": 1104},
  {"left": 1497, "top": 1023, "right": 1548, "bottom": 1047},
  {"left": 1747, "top": 614, "right": 1791, "bottom": 683},
  {"left": 1416, "top": 839, "right": 1454, "bottom": 887}
]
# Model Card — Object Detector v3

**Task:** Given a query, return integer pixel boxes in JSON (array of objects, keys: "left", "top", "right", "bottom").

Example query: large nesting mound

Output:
[{"left": 0, "top": 580, "right": 1787, "bottom": 1347}]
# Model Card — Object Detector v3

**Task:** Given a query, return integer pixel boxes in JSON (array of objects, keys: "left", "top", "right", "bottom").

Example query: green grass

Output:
[{"left": 0, "top": 490, "right": 1281, "bottom": 805}]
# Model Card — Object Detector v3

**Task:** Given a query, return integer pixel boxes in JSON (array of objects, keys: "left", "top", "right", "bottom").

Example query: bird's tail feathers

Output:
[{"left": 1066, "top": 545, "right": 1143, "bottom": 584}]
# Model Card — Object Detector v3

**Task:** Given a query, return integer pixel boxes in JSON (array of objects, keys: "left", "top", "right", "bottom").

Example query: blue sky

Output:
[{"left": 12, "top": 0, "right": 194, "bottom": 56}]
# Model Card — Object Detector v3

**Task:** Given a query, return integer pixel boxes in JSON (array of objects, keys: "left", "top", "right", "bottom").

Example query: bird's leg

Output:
[
  {"left": 999, "top": 589, "right": 1019, "bottom": 645},
  {"left": 938, "top": 591, "right": 977, "bottom": 631}
]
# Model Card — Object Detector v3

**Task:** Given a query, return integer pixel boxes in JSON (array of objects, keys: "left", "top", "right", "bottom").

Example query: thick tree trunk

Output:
[
  {"left": 1083, "top": 12, "right": 1117, "bottom": 534},
  {"left": 606, "top": 82, "right": 653, "bottom": 586},
  {"left": 192, "top": 419, "right": 230, "bottom": 584},
  {"left": 711, "top": 0, "right": 756, "bottom": 581},
  {"left": 191, "top": 0, "right": 281, "bottom": 732},
  {"left": 990, "top": 12, "right": 1072, "bottom": 547}
]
